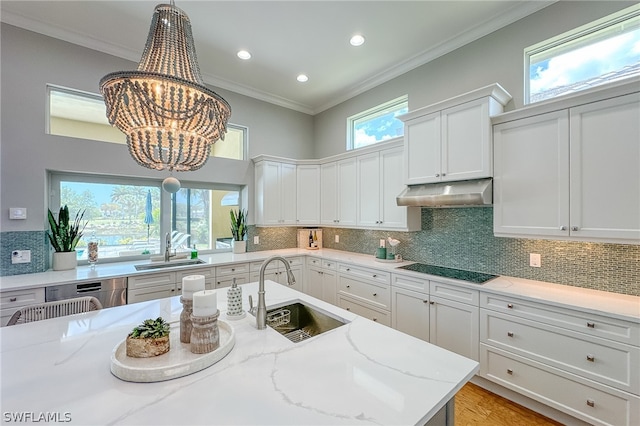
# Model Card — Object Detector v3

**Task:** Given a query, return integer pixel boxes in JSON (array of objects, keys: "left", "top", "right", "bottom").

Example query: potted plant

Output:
[
  {"left": 230, "top": 208, "right": 247, "bottom": 254},
  {"left": 126, "top": 317, "right": 171, "bottom": 358},
  {"left": 47, "top": 205, "right": 87, "bottom": 271}
]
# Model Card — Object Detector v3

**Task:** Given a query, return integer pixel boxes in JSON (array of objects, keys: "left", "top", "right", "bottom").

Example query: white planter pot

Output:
[
  {"left": 232, "top": 240, "right": 246, "bottom": 254},
  {"left": 52, "top": 251, "right": 77, "bottom": 271}
]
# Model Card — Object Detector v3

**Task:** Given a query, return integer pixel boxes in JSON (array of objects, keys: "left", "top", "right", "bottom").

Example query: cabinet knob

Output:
[
  {"left": 171, "top": 288, "right": 175, "bottom": 292},
  {"left": 346, "top": 307, "right": 351, "bottom": 311},
  {"left": 373, "top": 293, "right": 377, "bottom": 297},
  {"left": 507, "top": 303, "right": 514, "bottom": 309},
  {"left": 423, "top": 300, "right": 429, "bottom": 304},
  {"left": 587, "top": 322, "right": 595, "bottom": 329},
  {"left": 435, "top": 173, "right": 440, "bottom": 177},
  {"left": 372, "top": 274, "right": 377, "bottom": 278},
  {"left": 346, "top": 268, "right": 350, "bottom": 271},
  {"left": 442, "top": 173, "right": 446, "bottom": 177},
  {"left": 429, "top": 301, "right": 435, "bottom": 305},
  {"left": 231, "top": 268, "right": 235, "bottom": 272},
  {"left": 346, "top": 285, "right": 350, "bottom": 288},
  {"left": 507, "top": 331, "right": 514, "bottom": 337},
  {"left": 586, "top": 400, "right": 595, "bottom": 408},
  {"left": 586, "top": 354, "right": 595, "bottom": 362},
  {"left": 372, "top": 318, "right": 378, "bottom": 322},
  {"left": 507, "top": 369, "right": 513, "bottom": 375},
  {"left": 9, "top": 297, "right": 17, "bottom": 302},
  {"left": 571, "top": 226, "right": 579, "bottom": 231},
  {"left": 560, "top": 226, "right": 567, "bottom": 231}
]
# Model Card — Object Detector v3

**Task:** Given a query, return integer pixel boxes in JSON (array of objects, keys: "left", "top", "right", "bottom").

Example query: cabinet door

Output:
[
  {"left": 569, "top": 93, "right": 640, "bottom": 242},
  {"left": 442, "top": 98, "right": 492, "bottom": 181},
  {"left": 493, "top": 110, "right": 570, "bottom": 238},
  {"left": 320, "top": 162, "right": 338, "bottom": 226},
  {"left": 380, "top": 147, "right": 409, "bottom": 229},
  {"left": 296, "top": 164, "right": 320, "bottom": 225},
  {"left": 306, "top": 267, "right": 324, "bottom": 300},
  {"left": 391, "top": 287, "right": 429, "bottom": 341},
  {"left": 429, "top": 295, "right": 479, "bottom": 361},
  {"left": 404, "top": 111, "right": 441, "bottom": 185},
  {"left": 258, "top": 161, "right": 282, "bottom": 225},
  {"left": 337, "top": 158, "right": 357, "bottom": 227},
  {"left": 357, "top": 152, "right": 381, "bottom": 227},
  {"left": 280, "top": 163, "right": 297, "bottom": 225},
  {"left": 321, "top": 269, "right": 337, "bottom": 305}
]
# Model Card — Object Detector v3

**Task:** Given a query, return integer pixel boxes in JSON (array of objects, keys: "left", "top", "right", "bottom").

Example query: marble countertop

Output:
[{"left": 0, "top": 281, "right": 478, "bottom": 425}]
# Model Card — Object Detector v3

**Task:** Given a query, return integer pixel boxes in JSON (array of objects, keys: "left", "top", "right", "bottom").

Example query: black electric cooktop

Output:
[{"left": 398, "top": 263, "right": 497, "bottom": 284}]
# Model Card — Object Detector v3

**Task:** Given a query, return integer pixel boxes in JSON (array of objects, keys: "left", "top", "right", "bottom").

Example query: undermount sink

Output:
[
  {"left": 265, "top": 301, "right": 348, "bottom": 343},
  {"left": 134, "top": 259, "right": 205, "bottom": 271}
]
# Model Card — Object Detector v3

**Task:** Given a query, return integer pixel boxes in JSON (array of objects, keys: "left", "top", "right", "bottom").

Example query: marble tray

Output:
[{"left": 110, "top": 320, "right": 235, "bottom": 383}]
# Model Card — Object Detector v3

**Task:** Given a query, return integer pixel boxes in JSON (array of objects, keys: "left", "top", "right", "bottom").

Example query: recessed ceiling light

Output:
[
  {"left": 237, "top": 50, "right": 251, "bottom": 60},
  {"left": 350, "top": 34, "right": 365, "bottom": 47},
  {"left": 297, "top": 74, "right": 309, "bottom": 83}
]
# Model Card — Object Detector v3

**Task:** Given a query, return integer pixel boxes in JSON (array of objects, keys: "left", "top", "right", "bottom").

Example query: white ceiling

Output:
[{"left": 1, "top": 1, "right": 554, "bottom": 115}]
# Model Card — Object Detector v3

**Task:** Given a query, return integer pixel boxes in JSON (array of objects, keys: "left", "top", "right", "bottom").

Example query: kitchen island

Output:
[{"left": 0, "top": 281, "right": 478, "bottom": 425}]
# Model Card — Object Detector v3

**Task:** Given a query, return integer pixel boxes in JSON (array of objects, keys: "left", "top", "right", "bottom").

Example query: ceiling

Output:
[{"left": 1, "top": 1, "right": 554, "bottom": 115}]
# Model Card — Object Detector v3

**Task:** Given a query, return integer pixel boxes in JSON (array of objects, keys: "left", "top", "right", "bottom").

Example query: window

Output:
[
  {"left": 47, "top": 85, "right": 247, "bottom": 160},
  {"left": 347, "top": 96, "right": 408, "bottom": 150},
  {"left": 525, "top": 5, "right": 640, "bottom": 104},
  {"left": 50, "top": 173, "right": 242, "bottom": 263}
]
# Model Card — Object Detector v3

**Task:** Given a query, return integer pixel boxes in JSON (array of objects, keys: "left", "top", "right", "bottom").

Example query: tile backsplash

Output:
[{"left": 3, "top": 210, "right": 638, "bottom": 297}]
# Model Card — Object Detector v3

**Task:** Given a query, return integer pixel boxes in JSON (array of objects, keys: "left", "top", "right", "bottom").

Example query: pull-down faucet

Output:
[
  {"left": 253, "top": 256, "right": 296, "bottom": 329},
  {"left": 164, "top": 232, "right": 172, "bottom": 262}
]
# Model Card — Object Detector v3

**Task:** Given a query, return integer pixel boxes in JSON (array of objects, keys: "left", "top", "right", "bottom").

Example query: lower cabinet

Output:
[
  {"left": 306, "top": 258, "right": 337, "bottom": 304},
  {"left": 1, "top": 287, "right": 45, "bottom": 326},
  {"left": 250, "top": 257, "right": 304, "bottom": 293},
  {"left": 215, "top": 263, "right": 250, "bottom": 289},
  {"left": 337, "top": 263, "right": 391, "bottom": 326},
  {"left": 391, "top": 274, "right": 430, "bottom": 341},
  {"left": 128, "top": 271, "right": 178, "bottom": 304},
  {"left": 338, "top": 294, "right": 391, "bottom": 326}
]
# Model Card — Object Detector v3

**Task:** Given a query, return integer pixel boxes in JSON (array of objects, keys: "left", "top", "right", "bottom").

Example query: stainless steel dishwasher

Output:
[{"left": 45, "top": 278, "right": 127, "bottom": 308}]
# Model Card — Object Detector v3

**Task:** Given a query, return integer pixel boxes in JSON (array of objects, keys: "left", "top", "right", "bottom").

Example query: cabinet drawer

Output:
[
  {"left": 1, "top": 287, "right": 45, "bottom": 310},
  {"left": 338, "top": 276, "right": 390, "bottom": 310},
  {"left": 481, "top": 345, "right": 640, "bottom": 426},
  {"left": 307, "top": 257, "right": 322, "bottom": 268},
  {"left": 430, "top": 280, "right": 479, "bottom": 305},
  {"left": 128, "top": 285, "right": 176, "bottom": 304},
  {"left": 338, "top": 295, "right": 391, "bottom": 326},
  {"left": 338, "top": 263, "right": 390, "bottom": 285},
  {"left": 215, "top": 274, "right": 250, "bottom": 289},
  {"left": 250, "top": 261, "right": 278, "bottom": 272},
  {"left": 176, "top": 267, "right": 215, "bottom": 282},
  {"left": 285, "top": 256, "right": 304, "bottom": 268},
  {"left": 392, "top": 273, "right": 429, "bottom": 293},
  {"left": 322, "top": 259, "right": 337, "bottom": 270},
  {"left": 128, "top": 272, "right": 175, "bottom": 289},
  {"left": 481, "top": 310, "right": 639, "bottom": 394},
  {"left": 481, "top": 293, "right": 640, "bottom": 346},
  {"left": 216, "top": 263, "right": 249, "bottom": 277}
]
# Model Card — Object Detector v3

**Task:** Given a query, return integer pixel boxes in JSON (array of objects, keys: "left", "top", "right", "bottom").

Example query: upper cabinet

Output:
[
  {"left": 399, "top": 84, "right": 512, "bottom": 185},
  {"left": 320, "top": 158, "right": 357, "bottom": 227},
  {"left": 296, "top": 164, "right": 320, "bottom": 225},
  {"left": 493, "top": 79, "right": 640, "bottom": 244},
  {"left": 254, "top": 160, "right": 297, "bottom": 226}
]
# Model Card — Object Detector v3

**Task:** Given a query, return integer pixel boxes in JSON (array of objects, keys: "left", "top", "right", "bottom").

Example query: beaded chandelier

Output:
[{"left": 100, "top": 2, "right": 231, "bottom": 172}]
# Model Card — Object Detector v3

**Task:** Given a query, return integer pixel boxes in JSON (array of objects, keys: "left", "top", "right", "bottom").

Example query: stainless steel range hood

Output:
[{"left": 396, "top": 178, "right": 492, "bottom": 207}]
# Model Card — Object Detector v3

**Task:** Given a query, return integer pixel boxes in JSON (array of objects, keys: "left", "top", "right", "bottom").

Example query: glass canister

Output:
[{"left": 87, "top": 231, "right": 99, "bottom": 267}]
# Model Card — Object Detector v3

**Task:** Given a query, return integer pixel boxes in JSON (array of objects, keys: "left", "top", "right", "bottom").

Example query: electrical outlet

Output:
[
  {"left": 253, "top": 236, "right": 260, "bottom": 244},
  {"left": 529, "top": 253, "right": 541, "bottom": 268},
  {"left": 334, "top": 234, "right": 339, "bottom": 243},
  {"left": 11, "top": 250, "right": 31, "bottom": 264}
]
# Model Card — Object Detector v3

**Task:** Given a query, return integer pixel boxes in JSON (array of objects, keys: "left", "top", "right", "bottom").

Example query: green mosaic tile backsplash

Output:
[{"left": 250, "top": 209, "right": 639, "bottom": 296}]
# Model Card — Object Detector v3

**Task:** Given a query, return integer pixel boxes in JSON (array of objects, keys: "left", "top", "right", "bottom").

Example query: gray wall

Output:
[
  {"left": 0, "top": 24, "right": 314, "bottom": 234},
  {"left": 313, "top": 1, "right": 635, "bottom": 158}
]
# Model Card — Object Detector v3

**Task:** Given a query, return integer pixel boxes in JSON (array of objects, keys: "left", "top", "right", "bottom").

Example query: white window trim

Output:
[{"left": 346, "top": 95, "right": 408, "bottom": 150}]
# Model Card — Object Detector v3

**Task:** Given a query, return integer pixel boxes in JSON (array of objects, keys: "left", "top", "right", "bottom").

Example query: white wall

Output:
[
  {"left": 312, "top": 1, "right": 635, "bottom": 158},
  {"left": 0, "top": 24, "right": 314, "bottom": 231}
]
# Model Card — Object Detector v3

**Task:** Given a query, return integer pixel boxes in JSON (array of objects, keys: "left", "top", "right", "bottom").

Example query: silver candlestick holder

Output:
[{"left": 190, "top": 310, "right": 220, "bottom": 354}]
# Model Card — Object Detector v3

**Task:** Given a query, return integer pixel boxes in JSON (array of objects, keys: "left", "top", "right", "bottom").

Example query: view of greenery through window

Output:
[
  {"left": 348, "top": 96, "right": 408, "bottom": 150},
  {"left": 59, "top": 179, "right": 240, "bottom": 262}
]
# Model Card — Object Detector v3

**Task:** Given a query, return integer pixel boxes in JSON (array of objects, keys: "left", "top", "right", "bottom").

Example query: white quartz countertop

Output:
[{"left": 0, "top": 281, "right": 478, "bottom": 425}]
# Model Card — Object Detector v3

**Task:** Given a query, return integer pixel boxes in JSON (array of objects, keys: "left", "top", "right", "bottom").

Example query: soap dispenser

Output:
[{"left": 226, "top": 278, "right": 245, "bottom": 319}]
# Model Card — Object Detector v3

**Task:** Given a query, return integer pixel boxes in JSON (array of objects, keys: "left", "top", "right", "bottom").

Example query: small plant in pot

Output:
[
  {"left": 47, "top": 205, "right": 87, "bottom": 271},
  {"left": 126, "top": 317, "right": 171, "bottom": 358},
  {"left": 230, "top": 209, "right": 247, "bottom": 253}
]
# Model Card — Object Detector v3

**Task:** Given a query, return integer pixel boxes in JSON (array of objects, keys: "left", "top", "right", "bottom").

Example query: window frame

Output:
[
  {"left": 346, "top": 95, "right": 408, "bottom": 150},
  {"left": 524, "top": 5, "right": 640, "bottom": 104}
]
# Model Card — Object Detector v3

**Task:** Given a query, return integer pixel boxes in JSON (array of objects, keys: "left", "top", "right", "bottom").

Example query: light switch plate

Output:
[
  {"left": 529, "top": 253, "right": 541, "bottom": 267},
  {"left": 254, "top": 236, "right": 259, "bottom": 244},
  {"left": 9, "top": 208, "right": 27, "bottom": 219},
  {"left": 11, "top": 250, "right": 31, "bottom": 264}
]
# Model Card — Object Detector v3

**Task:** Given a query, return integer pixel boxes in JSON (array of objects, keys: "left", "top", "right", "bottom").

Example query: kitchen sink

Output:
[
  {"left": 134, "top": 259, "right": 206, "bottom": 271},
  {"left": 266, "top": 301, "right": 348, "bottom": 343}
]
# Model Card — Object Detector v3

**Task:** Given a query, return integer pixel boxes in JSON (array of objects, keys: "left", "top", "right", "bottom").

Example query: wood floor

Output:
[{"left": 455, "top": 383, "right": 563, "bottom": 426}]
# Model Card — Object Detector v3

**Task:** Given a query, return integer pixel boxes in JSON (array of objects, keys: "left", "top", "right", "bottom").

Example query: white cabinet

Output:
[
  {"left": 494, "top": 90, "right": 640, "bottom": 243},
  {"left": 128, "top": 271, "right": 178, "bottom": 304},
  {"left": 215, "top": 263, "right": 250, "bottom": 289},
  {"left": 320, "top": 158, "right": 357, "bottom": 227},
  {"left": 250, "top": 257, "right": 304, "bottom": 293},
  {"left": 306, "top": 257, "right": 337, "bottom": 304},
  {"left": 1, "top": 287, "right": 45, "bottom": 326},
  {"left": 480, "top": 292, "right": 640, "bottom": 426},
  {"left": 391, "top": 274, "right": 430, "bottom": 341},
  {"left": 429, "top": 280, "right": 480, "bottom": 361},
  {"left": 337, "top": 263, "right": 391, "bottom": 326},
  {"left": 357, "top": 147, "right": 420, "bottom": 230},
  {"left": 296, "top": 164, "right": 320, "bottom": 225},
  {"left": 254, "top": 160, "right": 297, "bottom": 226},
  {"left": 400, "top": 84, "right": 511, "bottom": 185},
  {"left": 177, "top": 267, "right": 216, "bottom": 291}
]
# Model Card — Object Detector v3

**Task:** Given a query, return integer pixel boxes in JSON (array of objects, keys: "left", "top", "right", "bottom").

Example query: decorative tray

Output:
[
  {"left": 110, "top": 320, "right": 235, "bottom": 383},
  {"left": 305, "top": 246, "right": 320, "bottom": 250},
  {"left": 374, "top": 257, "right": 402, "bottom": 263}
]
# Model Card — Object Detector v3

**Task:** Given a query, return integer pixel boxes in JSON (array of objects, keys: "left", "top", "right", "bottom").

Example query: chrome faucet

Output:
[
  {"left": 164, "top": 232, "right": 172, "bottom": 262},
  {"left": 254, "top": 256, "right": 296, "bottom": 330}
]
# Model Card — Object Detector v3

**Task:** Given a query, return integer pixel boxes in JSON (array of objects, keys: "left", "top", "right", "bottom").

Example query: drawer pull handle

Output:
[
  {"left": 587, "top": 322, "right": 595, "bottom": 329},
  {"left": 372, "top": 274, "right": 377, "bottom": 278},
  {"left": 423, "top": 300, "right": 429, "bottom": 304},
  {"left": 507, "top": 332, "right": 514, "bottom": 337},
  {"left": 507, "top": 369, "right": 513, "bottom": 375},
  {"left": 346, "top": 268, "right": 350, "bottom": 271},
  {"left": 429, "top": 301, "right": 435, "bottom": 305},
  {"left": 586, "top": 400, "right": 595, "bottom": 408},
  {"left": 507, "top": 303, "right": 513, "bottom": 309},
  {"left": 587, "top": 355, "right": 595, "bottom": 362},
  {"left": 9, "top": 297, "right": 17, "bottom": 302}
]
